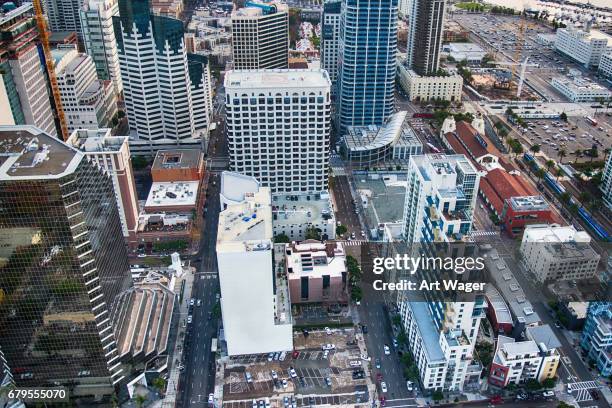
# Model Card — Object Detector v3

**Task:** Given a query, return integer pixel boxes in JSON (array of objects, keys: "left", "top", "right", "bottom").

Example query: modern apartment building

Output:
[
  {"left": 489, "top": 326, "right": 560, "bottom": 388},
  {"left": 0, "top": 125, "right": 133, "bottom": 396},
  {"left": 0, "top": 3, "right": 56, "bottom": 136},
  {"left": 401, "top": 154, "right": 479, "bottom": 243},
  {"left": 216, "top": 185, "right": 293, "bottom": 356},
  {"left": 285, "top": 241, "right": 348, "bottom": 305},
  {"left": 66, "top": 129, "right": 139, "bottom": 241},
  {"left": 80, "top": 0, "right": 123, "bottom": 94},
  {"left": 580, "top": 302, "right": 612, "bottom": 377},
  {"left": 113, "top": 0, "right": 211, "bottom": 153},
  {"left": 399, "top": 154, "right": 484, "bottom": 392},
  {"left": 231, "top": 1, "right": 289, "bottom": 69},
  {"left": 397, "top": 61, "right": 462, "bottom": 102},
  {"left": 520, "top": 224, "right": 600, "bottom": 283},
  {"left": 45, "top": 0, "right": 83, "bottom": 37},
  {"left": 53, "top": 47, "right": 118, "bottom": 132},
  {"left": 406, "top": 0, "right": 447, "bottom": 76},
  {"left": 599, "top": 52, "right": 612, "bottom": 79},
  {"left": 554, "top": 25, "right": 612, "bottom": 68},
  {"left": 602, "top": 152, "right": 612, "bottom": 210},
  {"left": 224, "top": 69, "right": 331, "bottom": 194},
  {"left": 336, "top": 0, "right": 397, "bottom": 133},
  {"left": 321, "top": 1, "right": 340, "bottom": 85}
]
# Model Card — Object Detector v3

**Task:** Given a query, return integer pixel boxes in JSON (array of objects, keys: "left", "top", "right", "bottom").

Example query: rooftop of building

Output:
[
  {"left": 272, "top": 192, "right": 334, "bottom": 228},
  {"left": 67, "top": 128, "right": 127, "bottom": 153},
  {"left": 526, "top": 324, "right": 562, "bottom": 350},
  {"left": 447, "top": 121, "right": 501, "bottom": 161},
  {"left": 552, "top": 76, "right": 611, "bottom": 92},
  {"left": 523, "top": 224, "right": 592, "bottom": 243},
  {"left": 354, "top": 173, "right": 407, "bottom": 233},
  {"left": 144, "top": 181, "right": 199, "bottom": 209},
  {"left": 408, "top": 301, "right": 446, "bottom": 362},
  {"left": 484, "top": 248, "right": 542, "bottom": 326},
  {"left": 0, "top": 2, "right": 32, "bottom": 26},
  {"left": 0, "top": 125, "right": 83, "bottom": 180},
  {"left": 286, "top": 241, "right": 345, "bottom": 278},
  {"left": 345, "top": 111, "right": 422, "bottom": 152},
  {"left": 566, "top": 301, "right": 588, "bottom": 319},
  {"left": 323, "top": 0, "right": 340, "bottom": 13},
  {"left": 220, "top": 171, "right": 260, "bottom": 205},
  {"left": 225, "top": 69, "right": 331, "bottom": 90},
  {"left": 232, "top": 1, "right": 287, "bottom": 17},
  {"left": 479, "top": 169, "right": 547, "bottom": 214},
  {"left": 217, "top": 187, "right": 273, "bottom": 244},
  {"left": 152, "top": 149, "right": 203, "bottom": 171},
  {"left": 52, "top": 46, "right": 87, "bottom": 74},
  {"left": 444, "top": 42, "right": 486, "bottom": 53},
  {"left": 500, "top": 337, "right": 540, "bottom": 358},
  {"left": 485, "top": 285, "right": 513, "bottom": 325},
  {"left": 559, "top": 25, "right": 612, "bottom": 44}
]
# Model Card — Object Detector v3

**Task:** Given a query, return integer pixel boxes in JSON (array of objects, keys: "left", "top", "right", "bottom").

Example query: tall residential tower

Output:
[
  {"left": 406, "top": 0, "right": 447, "bottom": 75},
  {"left": 321, "top": 1, "right": 341, "bottom": 87}
]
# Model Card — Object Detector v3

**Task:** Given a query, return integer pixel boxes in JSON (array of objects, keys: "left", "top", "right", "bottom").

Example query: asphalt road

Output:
[{"left": 331, "top": 175, "right": 362, "bottom": 238}]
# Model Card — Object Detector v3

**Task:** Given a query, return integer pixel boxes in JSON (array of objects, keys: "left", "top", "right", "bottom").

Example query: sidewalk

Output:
[{"left": 162, "top": 268, "right": 195, "bottom": 407}]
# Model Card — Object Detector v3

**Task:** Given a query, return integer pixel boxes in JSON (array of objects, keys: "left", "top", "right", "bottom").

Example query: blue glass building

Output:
[{"left": 336, "top": 0, "right": 398, "bottom": 134}]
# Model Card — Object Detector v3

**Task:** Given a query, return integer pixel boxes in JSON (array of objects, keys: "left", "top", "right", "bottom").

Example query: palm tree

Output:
[
  {"left": 530, "top": 144, "right": 541, "bottom": 154},
  {"left": 555, "top": 166, "right": 564, "bottom": 181},
  {"left": 573, "top": 149, "right": 582, "bottom": 164},
  {"left": 135, "top": 394, "right": 147, "bottom": 408},
  {"left": 578, "top": 191, "right": 591, "bottom": 208},
  {"left": 559, "top": 148, "right": 567, "bottom": 164},
  {"left": 545, "top": 159, "right": 555, "bottom": 172},
  {"left": 535, "top": 168, "right": 546, "bottom": 184}
]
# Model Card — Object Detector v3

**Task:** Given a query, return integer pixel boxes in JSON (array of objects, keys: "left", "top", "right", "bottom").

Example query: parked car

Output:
[
  {"left": 325, "top": 327, "right": 332, "bottom": 335},
  {"left": 383, "top": 345, "right": 391, "bottom": 355},
  {"left": 322, "top": 344, "right": 336, "bottom": 351},
  {"left": 406, "top": 381, "right": 414, "bottom": 392},
  {"left": 245, "top": 372, "right": 253, "bottom": 383},
  {"left": 270, "top": 370, "right": 278, "bottom": 380},
  {"left": 288, "top": 367, "right": 297, "bottom": 378},
  {"left": 380, "top": 382, "right": 388, "bottom": 393},
  {"left": 375, "top": 358, "right": 381, "bottom": 369}
]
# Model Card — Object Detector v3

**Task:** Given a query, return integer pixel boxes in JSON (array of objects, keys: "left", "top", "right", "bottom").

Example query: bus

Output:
[
  {"left": 211, "top": 338, "right": 218, "bottom": 353},
  {"left": 586, "top": 116, "right": 598, "bottom": 126}
]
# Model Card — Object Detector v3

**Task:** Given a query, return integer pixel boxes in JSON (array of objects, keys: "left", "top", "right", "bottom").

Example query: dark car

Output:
[{"left": 361, "top": 325, "right": 368, "bottom": 334}]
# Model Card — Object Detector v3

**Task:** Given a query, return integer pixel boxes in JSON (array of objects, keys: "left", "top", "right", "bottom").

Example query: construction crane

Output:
[
  {"left": 494, "top": 58, "right": 539, "bottom": 98},
  {"left": 32, "top": 0, "right": 69, "bottom": 141}
]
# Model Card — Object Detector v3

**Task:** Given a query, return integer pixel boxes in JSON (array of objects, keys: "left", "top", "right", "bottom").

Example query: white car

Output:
[
  {"left": 325, "top": 327, "right": 332, "bottom": 335},
  {"left": 322, "top": 344, "right": 336, "bottom": 351},
  {"left": 208, "top": 394, "right": 214, "bottom": 406},
  {"left": 189, "top": 298, "right": 195, "bottom": 306},
  {"left": 381, "top": 382, "right": 388, "bottom": 393},
  {"left": 323, "top": 350, "right": 329, "bottom": 359},
  {"left": 289, "top": 367, "right": 297, "bottom": 378},
  {"left": 384, "top": 345, "right": 391, "bottom": 355},
  {"left": 406, "top": 381, "right": 414, "bottom": 392},
  {"left": 197, "top": 299, "right": 202, "bottom": 307},
  {"left": 187, "top": 315, "right": 193, "bottom": 324},
  {"left": 281, "top": 379, "right": 288, "bottom": 388},
  {"left": 360, "top": 354, "right": 371, "bottom": 361},
  {"left": 271, "top": 370, "right": 278, "bottom": 380}
]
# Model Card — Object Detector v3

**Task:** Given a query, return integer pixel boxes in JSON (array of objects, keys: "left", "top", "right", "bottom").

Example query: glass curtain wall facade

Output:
[{"left": 336, "top": 0, "right": 398, "bottom": 134}]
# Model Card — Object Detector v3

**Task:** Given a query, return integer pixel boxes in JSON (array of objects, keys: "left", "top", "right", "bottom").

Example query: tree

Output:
[
  {"left": 525, "top": 379, "right": 542, "bottom": 391},
  {"left": 559, "top": 112, "right": 568, "bottom": 122},
  {"left": 134, "top": 394, "right": 147, "bottom": 408},
  {"left": 559, "top": 191, "right": 571, "bottom": 204},
  {"left": 604, "top": 147, "right": 611, "bottom": 163},
  {"left": 574, "top": 149, "right": 582, "bottom": 164},
  {"left": 559, "top": 148, "right": 567, "bottom": 164},
  {"left": 545, "top": 159, "right": 555, "bottom": 172},
  {"left": 397, "top": 330, "right": 408, "bottom": 347},
  {"left": 152, "top": 377, "right": 167, "bottom": 395},
  {"left": 578, "top": 191, "right": 591, "bottom": 207},
  {"left": 542, "top": 377, "right": 557, "bottom": 389},
  {"left": 557, "top": 403, "right": 573, "bottom": 408},
  {"left": 336, "top": 225, "right": 347, "bottom": 236},
  {"left": 304, "top": 226, "right": 321, "bottom": 240},
  {"left": 432, "top": 390, "right": 444, "bottom": 402},
  {"left": 535, "top": 168, "right": 546, "bottom": 183},
  {"left": 511, "top": 141, "right": 523, "bottom": 156},
  {"left": 351, "top": 286, "right": 362, "bottom": 302},
  {"left": 530, "top": 144, "right": 541, "bottom": 154}
]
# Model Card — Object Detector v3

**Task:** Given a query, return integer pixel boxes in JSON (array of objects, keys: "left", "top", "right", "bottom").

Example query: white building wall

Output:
[
  {"left": 9, "top": 46, "right": 56, "bottom": 136},
  {"left": 554, "top": 27, "right": 612, "bottom": 68},
  {"left": 599, "top": 53, "right": 612, "bottom": 79},
  {"left": 217, "top": 245, "right": 293, "bottom": 356},
  {"left": 602, "top": 152, "right": 612, "bottom": 210},
  {"left": 45, "top": 0, "right": 83, "bottom": 36},
  {"left": 397, "top": 65, "right": 462, "bottom": 102}
]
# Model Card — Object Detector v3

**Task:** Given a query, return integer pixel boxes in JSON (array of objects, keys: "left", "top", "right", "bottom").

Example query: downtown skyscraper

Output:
[
  {"left": 336, "top": 0, "right": 398, "bottom": 134},
  {"left": 0, "top": 125, "right": 133, "bottom": 396},
  {"left": 113, "top": 0, "right": 212, "bottom": 153},
  {"left": 406, "top": 0, "right": 447, "bottom": 75}
]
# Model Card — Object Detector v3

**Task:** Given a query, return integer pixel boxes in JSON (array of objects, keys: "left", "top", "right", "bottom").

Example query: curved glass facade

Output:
[{"left": 337, "top": 0, "right": 398, "bottom": 134}]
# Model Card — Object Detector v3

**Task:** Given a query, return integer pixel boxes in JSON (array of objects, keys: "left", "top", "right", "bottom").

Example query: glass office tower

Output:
[
  {"left": 0, "top": 126, "right": 132, "bottom": 395},
  {"left": 336, "top": 0, "right": 398, "bottom": 134}
]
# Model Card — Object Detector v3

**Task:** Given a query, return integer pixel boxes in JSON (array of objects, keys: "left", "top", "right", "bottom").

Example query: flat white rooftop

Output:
[
  {"left": 286, "top": 242, "right": 346, "bottom": 278},
  {"left": 522, "top": 224, "right": 591, "bottom": 243},
  {"left": 145, "top": 181, "right": 199, "bottom": 208},
  {"left": 225, "top": 69, "right": 331, "bottom": 89},
  {"left": 217, "top": 187, "right": 273, "bottom": 243}
]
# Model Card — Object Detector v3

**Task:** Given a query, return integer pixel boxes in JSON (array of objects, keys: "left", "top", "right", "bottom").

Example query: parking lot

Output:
[
  {"left": 220, "top": 328, "right": 370, "bottom": 407},
  {"left": 511, "top": 116, "right": 612, "bottom": 164}
]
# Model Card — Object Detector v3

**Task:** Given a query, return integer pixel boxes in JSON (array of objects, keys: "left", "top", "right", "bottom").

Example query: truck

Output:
[{"left": 586, "top": 116, "right": 598, "bottom": 126}]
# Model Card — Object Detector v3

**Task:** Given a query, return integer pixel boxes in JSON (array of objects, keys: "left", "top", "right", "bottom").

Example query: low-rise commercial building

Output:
[
  {"left": 216, "top": 186, "right": 293, "bottom": 356},
  {"left": 485, "top": 286, "right": 513, "bottom": 335},
  {"left": 580, "top": 302, "right": 612, "bottom": 377},
  {"left": 551, "top": 77, "right": 612, "bottom": 102},
  {"left": 520, "top": 224, "right": 600, "bottom": 283},
  {"left": 151, "top": 149, "right": 204, "bottom": 183},
  {"left": 558, "top": 301, "right": 588, "bottom": 331},
  {"left": 285, "top": 241, "right": 348, "bottom": 304},
  {"left": 442, "top": 118, "right": 502, "bottom": 171},
  {"left": 342, "top": 111, "right": 423, "bottom": 167},
  {"left": 442, "top": 42, "right": 487, "bottom": 65},
  {"left": 398, "top": 62, "right": 463, "bottom": 102},
  {"left": 554, "top": 26, "right": 612, "bottom": 68}
]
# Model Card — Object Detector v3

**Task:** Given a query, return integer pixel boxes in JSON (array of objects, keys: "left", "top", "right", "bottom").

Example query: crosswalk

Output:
[
  {"left": 340, "top": 240, "right": 369, "bottom": 246},
  {"left": 331, "top": 166, "right": 346, "bottom": 176},
  {"left": 568, "top": 381, "right": 599, "bottom": 403}
]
